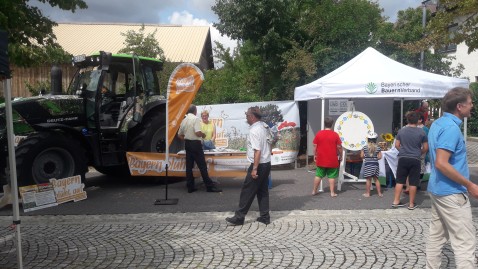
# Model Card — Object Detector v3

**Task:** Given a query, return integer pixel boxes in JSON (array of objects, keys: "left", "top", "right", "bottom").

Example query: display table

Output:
[{"left": 379, "top": 148, "right": 430, "bottom": 185}]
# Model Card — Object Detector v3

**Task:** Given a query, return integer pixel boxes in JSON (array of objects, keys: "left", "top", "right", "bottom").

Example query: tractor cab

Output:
[
  {"left": 68, "top": 52, "right": 163, "bottom": 131},
  {"left": 67, "top": 51, "right": 166, "bottom": 167}
]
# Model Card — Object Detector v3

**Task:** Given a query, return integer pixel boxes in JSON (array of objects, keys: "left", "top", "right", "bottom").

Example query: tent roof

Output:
[{"left": 294, "top": 47, "right": 469, "bottom": 101}]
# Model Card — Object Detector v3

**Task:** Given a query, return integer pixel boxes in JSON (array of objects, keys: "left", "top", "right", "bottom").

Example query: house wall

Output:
[{"left": 449, "top": 42, "right": 478, "bottom": 82}]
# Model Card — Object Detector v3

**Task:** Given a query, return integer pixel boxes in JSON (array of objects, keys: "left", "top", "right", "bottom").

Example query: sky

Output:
[{"left": 32, "top": 0, "right": 426, "bottom": 58}]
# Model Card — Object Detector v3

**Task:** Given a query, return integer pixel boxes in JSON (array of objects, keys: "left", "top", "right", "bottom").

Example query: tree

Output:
[
  {"left": 212, "top": 0, "right": 300, "bottom": 99},
  {"left": 304, "top": 0, "right": 384, "bottom": 77},
  {"left": 378, "top": 7, "right": 464, "bottom": 77},
  {"left": 425, "top": 0, "right": 478, "bottom": 53},
  {"left": 0, "top": 0, "right": 87, "bottom": 66},
  {"left": 468, "top": 82, "right": 478, "bottom": 136},
  {"left": 196, "top": 41, "right": 262, "bottom": 105},
  {"left": 118, "top": 25, "right": 165, "bottom": 60},
  {"left": 211, "top": 0, "right": 385, "bottom": 101}
]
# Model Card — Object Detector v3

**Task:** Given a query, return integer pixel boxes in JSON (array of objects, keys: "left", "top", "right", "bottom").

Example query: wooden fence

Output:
[{"left": 0, "top": 64, "right": 76, "bottom": 97}]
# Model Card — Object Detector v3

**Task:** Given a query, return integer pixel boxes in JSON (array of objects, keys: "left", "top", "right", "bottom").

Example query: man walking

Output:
[
  {"left": 426, "top": 87, "right": 478, "bottom": 269},
  {"left": 226, "top": 106, "right": 272, "bottom": 225},
  {"left": 311, "top": 117, "right": 343, "bottom": 197},
  {"left": 178, "top": 105, "right": 221, "bottom": 193},
  {"left": 392, "top": 111, "right": 428, "bottom": 209}
]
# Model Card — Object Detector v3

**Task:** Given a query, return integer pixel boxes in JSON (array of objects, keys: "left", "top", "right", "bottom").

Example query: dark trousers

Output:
[
  {"left": 185, "top": 140, "right": 214, "bottom": 190},
  {"left": 235, "top": 162, "right": 271, "bottom": 220}
]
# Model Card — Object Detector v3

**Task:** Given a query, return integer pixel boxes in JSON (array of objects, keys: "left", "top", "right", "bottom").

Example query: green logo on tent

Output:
[{"left": 365, "top": 82, "right": 377, "bottom": 94}]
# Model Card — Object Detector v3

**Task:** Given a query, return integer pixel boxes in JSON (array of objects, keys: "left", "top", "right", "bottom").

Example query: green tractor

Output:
[{"left": 0, "top": 51, "right": 180, "bottom": 186}]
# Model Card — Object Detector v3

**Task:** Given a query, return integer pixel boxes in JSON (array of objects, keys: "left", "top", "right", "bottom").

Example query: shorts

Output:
[
  {"left": 316, "top": 167, "right": 339, "bottom": 179},
  {"left": 396, "top": 157, "right": 421, "bottom": 186}
]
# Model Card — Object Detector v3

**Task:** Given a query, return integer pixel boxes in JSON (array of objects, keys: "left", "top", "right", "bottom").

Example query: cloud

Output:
[
  {"left": 168, "top": 11, "right": 209, "bottom": 26},
  {"left": 378, "top": 0, "right": 423, "bottom": 22},
  {"left": 167, "top": 11, "right": 237, "bottom": 68}
]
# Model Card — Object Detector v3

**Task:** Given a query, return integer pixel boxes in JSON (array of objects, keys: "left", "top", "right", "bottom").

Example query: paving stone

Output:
[{"left": 2, "top": 204, "right": 478, "bottom": 268}]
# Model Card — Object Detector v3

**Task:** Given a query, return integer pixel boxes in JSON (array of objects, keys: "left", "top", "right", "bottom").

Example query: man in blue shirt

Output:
[{"left": 426, "top": 87, "right": 478, "bottom": 269}]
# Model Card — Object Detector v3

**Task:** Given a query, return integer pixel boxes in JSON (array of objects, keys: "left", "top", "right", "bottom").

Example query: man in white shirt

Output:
[
  {"left": 226, "top": 106, "right": 272, "bottom": 225},
  {"left": 178, "top": 105, "right": 221, "bottom": 193}
]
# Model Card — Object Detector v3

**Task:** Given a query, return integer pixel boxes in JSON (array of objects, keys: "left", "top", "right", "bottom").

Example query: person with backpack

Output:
[{"left": 226, "top": 106, "right": 272, "bottom": 225}]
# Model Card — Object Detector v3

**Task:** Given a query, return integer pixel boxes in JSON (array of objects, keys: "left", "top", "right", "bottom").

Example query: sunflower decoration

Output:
[
  {"left": 383, "top": 133, "right": 394, "bottom": 142},
  {"left": 380, "top": 133, "right": 394, "bottom": 150}
]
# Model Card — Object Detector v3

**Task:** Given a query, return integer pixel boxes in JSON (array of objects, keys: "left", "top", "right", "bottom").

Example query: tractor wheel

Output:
[
  {"left": 94, "top": 113, "right": 166, "bottom": 177},
  {"left": 15, "top": 132, "right": 87, "bottom": 186},
  {"left": 129, "top": 112, "right": 167, "bottom": 152},
  {"left": 95, "top": 111, "right": 181, "bottom": 177}
]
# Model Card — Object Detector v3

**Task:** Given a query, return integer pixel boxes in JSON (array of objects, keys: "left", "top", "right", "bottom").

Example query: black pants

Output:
[
  {"left": 235, "top": 162, "right": 271, "bottom": 220},
  {"left": 185, "top": 140, "right": 214, "bottom": 190}
]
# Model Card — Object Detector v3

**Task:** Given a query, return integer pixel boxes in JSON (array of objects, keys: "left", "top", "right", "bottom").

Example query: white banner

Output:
[{"left": 198, "top": 101, "right": 300, "bottom": 165}]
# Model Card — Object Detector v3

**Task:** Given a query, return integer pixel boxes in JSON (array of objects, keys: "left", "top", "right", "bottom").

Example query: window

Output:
[{"left": 437, "top": 24, "right": 458, "bottom": 53}]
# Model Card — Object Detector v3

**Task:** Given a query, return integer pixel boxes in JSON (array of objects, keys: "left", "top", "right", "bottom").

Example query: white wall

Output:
[
  {"left": 449, "top": 42, "right": 478, "bottom": 82},
  {"left": 306, "top": 98, "right": 394, "bottom": 155}
]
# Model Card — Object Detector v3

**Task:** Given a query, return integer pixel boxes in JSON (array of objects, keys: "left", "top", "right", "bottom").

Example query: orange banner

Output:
[
  {"left": 167, "top": 63, "right": 204, "bottom": 147},
  {"left": 126, "top": 152, "right": 249, "bottom": 178}
]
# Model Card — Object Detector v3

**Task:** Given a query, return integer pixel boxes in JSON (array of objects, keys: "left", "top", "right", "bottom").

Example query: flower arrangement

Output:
[{"left": 380, "top": 133, "right": 394, "bottom": 150}]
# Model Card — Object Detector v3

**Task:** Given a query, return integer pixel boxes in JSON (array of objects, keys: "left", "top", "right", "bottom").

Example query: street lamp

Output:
[
  {"left": 420, "top": 0, "right": 437, "bottom": 70},
  {"left": 420, "top": 0, "right": 430, "bottom": 70}
]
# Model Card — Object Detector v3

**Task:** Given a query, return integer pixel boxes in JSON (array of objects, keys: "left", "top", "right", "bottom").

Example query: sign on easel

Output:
[
  {"left": 50, "top": 175, "right": 87, "bottom": 204},
  {"left": 18, "top": 175, "right": 87, "bottom": 212},
  {"left": 19, "top": 184, "right": 57, "bottom": 212}
]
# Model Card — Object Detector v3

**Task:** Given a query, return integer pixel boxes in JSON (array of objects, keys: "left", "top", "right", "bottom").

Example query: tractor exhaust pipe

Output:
[{"left": 51, "top": 64, "right": 62, "bottom": 95}]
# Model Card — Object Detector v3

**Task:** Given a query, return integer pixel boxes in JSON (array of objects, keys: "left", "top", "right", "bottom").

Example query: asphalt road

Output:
[{"left": 1, "top": 164, "right": 478, "bottom": 216}]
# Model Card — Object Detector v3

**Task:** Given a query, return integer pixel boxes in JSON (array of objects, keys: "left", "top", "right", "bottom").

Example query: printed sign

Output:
[
  {"left": 329, "top": 99, "right": 348, "bottom": 115},
  {"left": 197, "top": 101, "right": 300, "bottom": 166},
  {"left": 19, "top": 184, "right": 58, "bottom": 212},
  {"left": 18, "top": 175, "right": 87, "bottom": 212},
  {"left": 127, "top": 152, "right": 249, "bottom": 177},
  {"left": 166, "top": 63, "right": 204, "bottom": 147},
  {"left": 50, "top": 175, "right": 87, "bottom": 204}
]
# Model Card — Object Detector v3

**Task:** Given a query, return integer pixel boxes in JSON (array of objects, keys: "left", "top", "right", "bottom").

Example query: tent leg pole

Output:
[
  {"left": 400, "top": 98, "right": 404, "bottom": 128},
  {"left": 4, "top": 79, "right": 24, "bottom": 269},
  {"left": 318, "top": 98, "right": 325, "bottom": 192}
]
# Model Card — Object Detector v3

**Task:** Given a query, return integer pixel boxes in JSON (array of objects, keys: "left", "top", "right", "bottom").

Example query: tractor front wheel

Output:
[{"left": 15, "top": 132, "right": 87, "bottom": 186}]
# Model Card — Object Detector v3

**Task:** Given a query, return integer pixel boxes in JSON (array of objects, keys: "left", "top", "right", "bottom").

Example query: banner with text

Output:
[
  {"left": 166, "top": 63, "right": 204, "bottom": 147},
  {"left": 197, "top": 100, "right": 300, "bottom": 165},
  {"left": 127, "top": 152, "right": 249, "bottom": 177}
]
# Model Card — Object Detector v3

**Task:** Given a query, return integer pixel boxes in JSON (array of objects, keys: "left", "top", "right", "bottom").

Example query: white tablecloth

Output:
[{"left": 381, "top": 148, "right": 399, "bottom": 178}]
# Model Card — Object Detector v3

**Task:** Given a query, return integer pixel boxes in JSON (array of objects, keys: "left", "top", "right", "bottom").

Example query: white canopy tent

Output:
[{"left": 294, "top": 47, "right": 469, "bottom": 156}]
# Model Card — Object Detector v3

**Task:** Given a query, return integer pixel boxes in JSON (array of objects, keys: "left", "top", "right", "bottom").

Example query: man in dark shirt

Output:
[{"left": 392, "top": 111, "right": 428, "bottom": 210}]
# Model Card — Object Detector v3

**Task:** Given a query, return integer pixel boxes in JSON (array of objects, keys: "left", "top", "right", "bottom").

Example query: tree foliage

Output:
[
  {"left": 208, "top": 0, "right": 387, "bottom": 102},
  {"left": 118, "top": 25, "right": 165, "bottom": 60},
  {"left": 468, "top": 82, "right": 478, "bottom": 135},
  {"left": 205, "top": 0, "right": 465, "bottom": 106},
  {"left": 378, "top": 7, "right": 464, "bottom": 77},
  {"left": 425, "top": 0, "right": 478, "bottom": 53},
  {"left": 0, "top": 0, "right": 87, "bottom": 66}
]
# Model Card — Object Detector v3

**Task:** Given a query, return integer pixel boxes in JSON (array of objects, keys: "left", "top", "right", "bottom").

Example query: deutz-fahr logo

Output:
[{"left": 365, "top": 82, "right": 377, "bottom": 94}]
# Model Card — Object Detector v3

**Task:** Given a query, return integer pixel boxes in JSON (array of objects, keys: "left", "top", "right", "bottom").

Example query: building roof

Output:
[{"left": 53, "top": 23, "right": 214, "bottom": 69}]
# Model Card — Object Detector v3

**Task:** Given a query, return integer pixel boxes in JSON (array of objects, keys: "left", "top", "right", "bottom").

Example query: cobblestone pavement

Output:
[
  {"left": 467, "top": 139, "right": 478, "bottom": 165},
  {"left": 1, "top": 209, "right": 477, "bottom": 269},
  {"left": 0, "top": 141, "right": 477, "bottom": 268}
]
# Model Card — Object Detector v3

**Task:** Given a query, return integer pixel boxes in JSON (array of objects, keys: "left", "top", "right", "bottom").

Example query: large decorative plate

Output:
[{"left": 333, "top": 111, "right": 374, "bottom": 151}]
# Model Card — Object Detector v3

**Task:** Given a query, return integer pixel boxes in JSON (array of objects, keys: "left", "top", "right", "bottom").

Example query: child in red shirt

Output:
[{"left": 312, "top": 117, "right": 343, "bottom": 197}]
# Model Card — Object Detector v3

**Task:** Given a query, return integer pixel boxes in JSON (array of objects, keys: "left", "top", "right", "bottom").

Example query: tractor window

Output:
[
  {"left": 144, "top": 66, "right": 161, "bottom": 96},
  {"left": 115, "top": 72, "right": 127, "bottom": 95}
]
